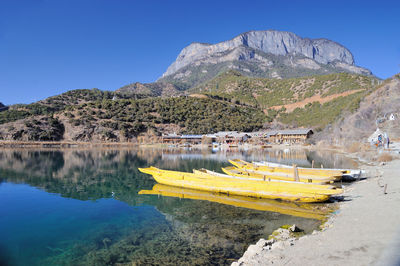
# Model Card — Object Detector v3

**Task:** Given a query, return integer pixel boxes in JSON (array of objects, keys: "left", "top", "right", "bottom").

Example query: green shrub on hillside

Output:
[
  {"left": 67, "top": 97, "right": 265, "bottom": 135},
  {"left": 193, "top": 72, "right": 377, "bottom": 109},
  {"left": 0, "top": 89, "right": 114, "bottom": 125},
  {"left": 0, "top": 109, "right": 31, "bottom": 124},
  {"left": 278, "top": 91, "right": 365, "bottom": 129},
  {"left": 9, "top": 116, "right": 65, "bottom": 141}
]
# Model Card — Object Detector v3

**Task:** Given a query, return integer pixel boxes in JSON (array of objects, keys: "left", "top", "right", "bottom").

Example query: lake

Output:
[{"left": 0, "top": 147, "right": 357, "bottom": 265}]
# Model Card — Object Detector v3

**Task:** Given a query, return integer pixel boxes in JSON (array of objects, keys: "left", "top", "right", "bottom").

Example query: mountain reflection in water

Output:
[{"left": 0, "top": 148, "right": 354, "bottom": 266}]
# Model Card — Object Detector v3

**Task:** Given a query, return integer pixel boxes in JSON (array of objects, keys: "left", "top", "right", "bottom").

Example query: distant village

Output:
[{"left": 162, "top": 129, "right": 314, "bottom": 146}]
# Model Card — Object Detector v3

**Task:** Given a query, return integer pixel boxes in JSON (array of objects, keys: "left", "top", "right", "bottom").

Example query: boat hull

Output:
[
  {"left": 138, "top": 167, "right": 340, "bottom": 203},
  {"left": 221, "top": 166, "right": 333, "bottom": 184},
  {"left": 259, "top": 161, "right": 363, "bottom": 181},
  {"left": 193, "top": 169, "right": 343, "bottom": 195},
  {"left": 229, "top": 159, "right": 343, "bottom": 181}
]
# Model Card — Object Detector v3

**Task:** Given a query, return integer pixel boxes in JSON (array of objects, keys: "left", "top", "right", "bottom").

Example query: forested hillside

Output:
[
  {"left": 0, "top": 71, "right": 382, "bottom": 142},
  {"left": 191, "top": 71, "right": 379, "bottom": 130},
  {"left": 0, "top": 95, "right": 265, "bottom": 142}
]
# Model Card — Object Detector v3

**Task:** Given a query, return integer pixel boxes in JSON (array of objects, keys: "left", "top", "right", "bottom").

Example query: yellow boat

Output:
[
  {"left": 258, "top": 161, "right": 363, "bottom": 181},
  {"left": 222, "top": 166, "right": 333, "bottom": 184},
  {"left": 193, "top": 169, "right": 342, "bottom": 195},
  {"left": 139, "top": 184, "right": 334, "bottom": 220},
  {"left": 138, "top": 167, "right": 342, "bottom": 203},
  {"left": 229, "top": 159, "right": 343, "bottom": 181}
]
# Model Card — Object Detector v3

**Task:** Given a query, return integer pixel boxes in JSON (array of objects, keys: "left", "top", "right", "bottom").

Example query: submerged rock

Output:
[{"left": 232, "top": 224, "right": 306, "bottom": 265}]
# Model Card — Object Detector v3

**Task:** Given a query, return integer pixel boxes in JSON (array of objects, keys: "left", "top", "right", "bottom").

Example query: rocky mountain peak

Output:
[{"left": 161, "top": 30, "right": 357, "bottom": 79}]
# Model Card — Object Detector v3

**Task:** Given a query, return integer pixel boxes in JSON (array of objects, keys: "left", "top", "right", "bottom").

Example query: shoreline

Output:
[
  {"left": 0, "top": 141, "right": 310, "bottom": 151},
  {"left": 232, "top": 148, "right": 400, "bottom": 266},
  {"left": 0, "top": 140, "right": 324, "bottom": 150},
  {"left": 0, "top": 140, "right": 141, "bottom": 148}
]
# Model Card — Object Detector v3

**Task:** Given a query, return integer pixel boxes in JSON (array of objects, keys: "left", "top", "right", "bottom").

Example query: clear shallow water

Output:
[{"left": 0, "top": 148, "right": 356, "bottom": 265}]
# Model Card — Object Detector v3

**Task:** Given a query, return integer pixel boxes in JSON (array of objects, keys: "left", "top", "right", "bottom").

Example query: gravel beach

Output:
[{"left": 233, "top": 149, "right": 400, "bottom": 266}]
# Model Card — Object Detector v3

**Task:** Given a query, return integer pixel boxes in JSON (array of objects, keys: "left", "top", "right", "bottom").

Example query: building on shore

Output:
[
  {"left": 181, "top": 135, "right": 203, "bottom": 144},
  {"left": 162, "top": 131, "right": 250, "bottom": 145},
  {"left": 263, "top": 129, "right": 313, "bottom": 144},
  {"left": 161, "top": 133, "right": 181, "bottom": 144},
  {"left": 162, "top": 128, "right": 313, "bottom": 145},
  {"left": 162, "top": 134, "right": 203, "bottom": 145},
  {"left": 214, "top": 131, "right": 251, "bottom": 145}
]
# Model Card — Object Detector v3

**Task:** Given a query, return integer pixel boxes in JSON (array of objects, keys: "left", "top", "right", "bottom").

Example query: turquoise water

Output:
[
  {"left": 0, "top": 148, "right": 355, "bottom": 265},
  {"left": 0, "top": 183, "right": 160, "bottom": 265}
]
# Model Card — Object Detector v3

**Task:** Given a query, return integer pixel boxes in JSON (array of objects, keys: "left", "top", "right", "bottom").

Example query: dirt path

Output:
[
  {"left": 269, "top": 89, "right": 364, "bottom": 113},
  {"left": 233, "top": 154, "right": 400, "bottom": 266}
]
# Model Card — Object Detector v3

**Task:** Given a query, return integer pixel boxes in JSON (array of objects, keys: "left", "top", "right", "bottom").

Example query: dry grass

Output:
[
  {"left": 315, "top": 140, "right": 340, "bottom": 149},
  {"left": 346, "top": 142, "right": 362, "bottom": 153},
  {"left": 189, "top": 94, "right": 209, "bottom": 99},
  {"left": 377, "top": 153, "right": 394, "bottom": 162},
  {"left": 344, "top": 142, "right": 372, "bottom": 153}
]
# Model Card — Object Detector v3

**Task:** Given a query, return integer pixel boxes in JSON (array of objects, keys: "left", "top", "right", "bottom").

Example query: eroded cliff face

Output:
[{"left": 161, "top": 30, "right": 370, "bottom": 81}]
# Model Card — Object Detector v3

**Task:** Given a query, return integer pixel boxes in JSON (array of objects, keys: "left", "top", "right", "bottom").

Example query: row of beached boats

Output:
[{"left": 139, "top": 159, "right": 362, "bottom": 203}]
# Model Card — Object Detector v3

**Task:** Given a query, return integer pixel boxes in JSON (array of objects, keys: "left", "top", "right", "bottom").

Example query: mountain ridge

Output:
[{"left": 158, "top": 30, "right": 372, "bottom": 88}]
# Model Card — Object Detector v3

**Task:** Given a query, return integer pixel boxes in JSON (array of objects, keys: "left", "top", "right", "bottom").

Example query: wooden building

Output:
[
  {"left": 161, "top": 134, "right": 203, "bottom": 144},
  {"left": 264, "top": 129, "right": 313, "bottom": 144},
  {"left": 214, "top": 131, "right": 251, "bottom": 145},
  {"left": 161, "top": 129, "right": 312, "bottom": 145},
  {"left": 162, "top": 134, "right": 181, "bottom": 144},
  {"left": 180, "top": 135, "right": 203, "bottom": 144}
]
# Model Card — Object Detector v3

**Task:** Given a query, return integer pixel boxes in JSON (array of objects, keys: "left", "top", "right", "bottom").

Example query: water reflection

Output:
[
  {"left": 139, "top": 184, "right": 334, "bottom": 220},
  {"left": 0, "top": 148, "right": 353, "bottom": 265},
  {"left": 158, "top": 147, "right": 358, "bottom": 169}
]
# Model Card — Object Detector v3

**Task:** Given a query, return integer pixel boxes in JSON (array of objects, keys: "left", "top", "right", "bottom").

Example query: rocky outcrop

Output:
[
  {"left": 232, "top": 225, "right": 305, "bottom": 266},
  {"left": 160, "top": 30, "right": 371, "bottom": 82}
]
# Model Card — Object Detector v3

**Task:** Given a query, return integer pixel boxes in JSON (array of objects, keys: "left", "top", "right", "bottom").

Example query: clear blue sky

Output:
[{"left": 1, "top": 0, "right": 399, "bottom": 105}]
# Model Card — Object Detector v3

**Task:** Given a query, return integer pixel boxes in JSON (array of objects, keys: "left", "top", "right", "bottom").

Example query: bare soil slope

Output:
[
  {"left": 322, "top": 74, "right": 400, "bottom": 144},
  {"left": 270, "top": 89, "right": 365, "bottom": 113}
]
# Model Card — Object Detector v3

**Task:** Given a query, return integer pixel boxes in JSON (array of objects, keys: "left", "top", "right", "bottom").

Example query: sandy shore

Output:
[{"left": 233, "top": 152, "right": 400, "bottom": 265}]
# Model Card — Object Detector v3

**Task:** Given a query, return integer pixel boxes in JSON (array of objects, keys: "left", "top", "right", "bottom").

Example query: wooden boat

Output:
[
  {"left": 138, "top": 167, "right": 342, "bottom": 202},
  {"left": 139, "top": 184, "right": 334, "bottom": 220},
  {"left": 193, "top": 169, "right": 342, "bottom": 195},
  {"left": 229, "top": 159, "right": 343, "bottom": 181},
  {"left": 258, "top": 161, "right": 363, "bottom": 181},
  {"left": 222, "top": 166, "right": 334, "bottom": 184}
]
